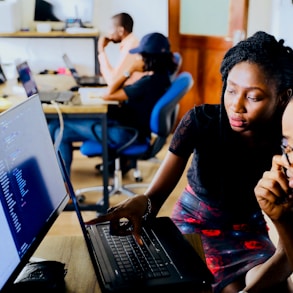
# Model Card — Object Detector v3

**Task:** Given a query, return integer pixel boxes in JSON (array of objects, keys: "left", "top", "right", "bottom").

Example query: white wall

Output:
[
  {"left": 247, "top": 0, "right": 274, "bottom": 37},
  {"left": 248, "top": 0, "right": 293, "bottom": 48},
  {"left": 1, "top": 0, "right": 293, "bottom": 79},
  {"left": 18, "top": 0, "right": 168, "bottom": 39},
  {"left": 0, "top": 0, "right": 168, "bottom": 78},
  {"left": 271, "top": 0, "right": 293, "bottom": 48},
  {"left": 93, "top": 0, "right": 168, "bottom": 70}
]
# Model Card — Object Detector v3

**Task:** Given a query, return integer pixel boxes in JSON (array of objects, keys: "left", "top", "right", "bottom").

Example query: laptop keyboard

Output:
[{"left": 101, "top": 226, "right": 172, "bottom": 281}]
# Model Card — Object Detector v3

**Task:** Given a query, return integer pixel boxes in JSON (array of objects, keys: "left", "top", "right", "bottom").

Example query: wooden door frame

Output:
[
  {"left": 168, "top": 0, "right": 249, "bottom": 51},
  {"left": 167, "top": 0, "right": 249, "bottom": 121}
]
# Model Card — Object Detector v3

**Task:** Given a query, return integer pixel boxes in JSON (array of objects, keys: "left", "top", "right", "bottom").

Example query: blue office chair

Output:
[
  {"left": 170, "top": 52, "right": 182, "bottom": 81},
  {"left": 75, "top": 72, "right": 194, "bottom": 202}
]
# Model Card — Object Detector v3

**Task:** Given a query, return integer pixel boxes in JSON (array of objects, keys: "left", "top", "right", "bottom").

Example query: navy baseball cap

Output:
[{"left": 129, "top": 32, "right": 170, "bottom": 54}]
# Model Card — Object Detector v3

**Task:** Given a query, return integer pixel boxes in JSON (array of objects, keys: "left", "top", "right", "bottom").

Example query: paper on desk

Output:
[{"left": 78, "top": 87, "right": 119, "bottom": 105}]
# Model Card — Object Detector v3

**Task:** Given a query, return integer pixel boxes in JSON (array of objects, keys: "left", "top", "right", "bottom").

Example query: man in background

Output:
[
  {"left": 50, "top": 32, "right": 177, "bottom": 177},
  {"left": 98, "top": 12, "right": 139, "bottom": 86}
]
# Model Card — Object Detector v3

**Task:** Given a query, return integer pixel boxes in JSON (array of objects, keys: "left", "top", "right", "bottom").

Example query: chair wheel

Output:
[
  {"left": 77, "top": 194, "right": 86, "bottom": 203},
  {"left": 135, "top": 177, "right": 143, "bottom": 182}
]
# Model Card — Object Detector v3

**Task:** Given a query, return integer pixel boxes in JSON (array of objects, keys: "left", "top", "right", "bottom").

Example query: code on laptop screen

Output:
[{"left": 0, "top": 95, "right": 68, "bottom": 291}]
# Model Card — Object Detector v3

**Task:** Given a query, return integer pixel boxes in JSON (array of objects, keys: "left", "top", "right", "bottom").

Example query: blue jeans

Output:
[{"left": 48, "top": 118, "right": 137, "bottom": 176}]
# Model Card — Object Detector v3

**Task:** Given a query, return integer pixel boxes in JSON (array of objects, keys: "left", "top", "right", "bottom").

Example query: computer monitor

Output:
[
  {"left": 34, "top": 0, "right": 94, "bottom": 26},
  {"left": 0, "top": 95, "right": 69, "bottom": 292}
]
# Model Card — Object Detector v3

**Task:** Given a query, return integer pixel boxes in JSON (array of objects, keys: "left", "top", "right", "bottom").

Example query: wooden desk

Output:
[
  {"left": 0, "top": 76, "right": 110, "bottom": 213},
  {"left": 0, "top": 31, "right": 100, "bottom": 75},
  {"left": 34, "top": 235, "right": 100, "bottom": 293},
  {"left": 34, "top": 233, "right": 212, "bottom": 293}
]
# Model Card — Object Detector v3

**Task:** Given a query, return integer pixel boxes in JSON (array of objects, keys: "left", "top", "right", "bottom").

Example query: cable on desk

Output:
[{"left": 50, "top": 101, "right": 64, "bottom": 152}]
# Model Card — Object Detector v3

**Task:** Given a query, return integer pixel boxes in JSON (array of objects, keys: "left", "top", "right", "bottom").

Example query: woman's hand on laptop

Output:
[{"left": 85, "top": 194, "right": 150, "bottom": 245}]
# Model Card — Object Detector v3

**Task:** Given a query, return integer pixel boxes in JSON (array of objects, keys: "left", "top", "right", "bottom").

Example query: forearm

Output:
[
  {"left": 98, "top": 52, "right": 114, "bottom": 85},
  {"left": 274, "top": 215, "right": 293, "bottom": 271},
  {"left": 103, "top": 88, "right": 128, "bottom": 103},
  {"left": 144, "top": 151, "right": 188, "bottom": 215},
  {"left": 244, "top": 241, "right": 292, "bottom": 292},
  {"left": 107, "top": 72, "right": 130, "bottom": 95}
]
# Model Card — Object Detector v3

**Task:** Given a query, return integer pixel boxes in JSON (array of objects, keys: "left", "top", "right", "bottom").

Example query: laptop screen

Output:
[
  {"left": 0, "top": 64, "right": 6, "bottom": 84},
  {"left": 16, "top": 62, "right": 39, "bottom": 97},
  {"left": 0, "top": 95, "right": 69, "bottom": 291},
  {"left": 62, "top": 54, "right": 80, "bottom": 82}
]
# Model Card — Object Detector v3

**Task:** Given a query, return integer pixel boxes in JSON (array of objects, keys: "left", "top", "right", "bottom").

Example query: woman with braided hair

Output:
[{"left": 86, "top": 31, "right": 293, "bottom": 292}]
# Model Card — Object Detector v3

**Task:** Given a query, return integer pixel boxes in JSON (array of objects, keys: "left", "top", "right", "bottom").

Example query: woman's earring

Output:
[{"left": 287, "top": 88, "right": 292, "bottom": 98}]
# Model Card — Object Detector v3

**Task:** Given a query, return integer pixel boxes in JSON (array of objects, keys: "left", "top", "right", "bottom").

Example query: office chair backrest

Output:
[
  {"left": 151, "top": 71, "right": 193, "bottom": 136},
  {"left": 145, "top": 71, "right": 193, "bottom": 158},
  {"left": 80, "top": 72, "right": 193, "bottom": 161},
  {"left": 170, "top": 52, "right": 182, "bottom": 81}
]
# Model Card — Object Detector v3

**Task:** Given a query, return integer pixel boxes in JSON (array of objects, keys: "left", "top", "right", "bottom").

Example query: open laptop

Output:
[
  {"left": 63, "top": 53, "right": 107, "bottom": 87},
  {"left": 0, "top": 95, "right": 69, "bottom": 292},
  {"left": 16, "top": 61, "right": 74, "bottom": 103},
  {"left": 60, "top": 158, "right": 214, "bottom": 292}
]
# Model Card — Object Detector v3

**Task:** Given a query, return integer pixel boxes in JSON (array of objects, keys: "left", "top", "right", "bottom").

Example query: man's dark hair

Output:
[{"left": 112, "top": 12, "right": 134, "bottom": 33}]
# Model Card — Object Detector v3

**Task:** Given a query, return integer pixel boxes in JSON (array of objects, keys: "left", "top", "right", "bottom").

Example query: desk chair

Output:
[
  {"left": 75, "top": 72, "right": 194, "bottom": 204},
  {"left": 170, "top": 52, "right": 182, "bottom": 81}
]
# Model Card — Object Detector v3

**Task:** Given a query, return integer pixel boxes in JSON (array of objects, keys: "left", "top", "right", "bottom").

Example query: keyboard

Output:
[{"left": 101, "top": 226, "right": 172, "bottom": 281}]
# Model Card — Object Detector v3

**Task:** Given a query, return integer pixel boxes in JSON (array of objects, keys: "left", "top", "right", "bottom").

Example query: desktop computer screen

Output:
[
  {"left": 0, "top": 95, "right": 69, "bottom": 292},
  {"left": 34, "top": 0, "right": 94, "bottom": 25}
]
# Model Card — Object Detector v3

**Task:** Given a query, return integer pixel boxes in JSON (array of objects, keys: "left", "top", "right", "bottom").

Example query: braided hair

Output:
[{"left": 221, "top": 31, "right": 293, "bottom": 102}]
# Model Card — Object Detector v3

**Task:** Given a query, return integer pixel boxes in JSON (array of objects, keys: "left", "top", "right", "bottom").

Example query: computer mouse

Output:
[{"left": 70, "top": 86, "right": 80, "bottom": 92}]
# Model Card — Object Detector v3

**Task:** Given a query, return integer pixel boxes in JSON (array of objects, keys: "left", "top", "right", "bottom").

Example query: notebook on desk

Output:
[
  {"left": 78, "top": 87, "right": 119, "bottom": 105},
  {"left": 0, "top": 95, "right": 69, "bottom": 292},
  {"left": 59, "top": 154, "right": 214, "bottom": 292},
  {"left": 63, "top": 53, "right": 107, "bottom": 87},
  {"left": 16, "top": 61, "right": 74, "bottom": 103}
]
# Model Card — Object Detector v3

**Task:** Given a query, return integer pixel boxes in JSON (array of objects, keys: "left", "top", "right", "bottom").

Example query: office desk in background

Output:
[{"left": 0, "top": 75, "right": 110, "bottom": 213}]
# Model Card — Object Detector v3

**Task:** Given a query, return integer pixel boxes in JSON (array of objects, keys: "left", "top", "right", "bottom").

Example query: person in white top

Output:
[{"left": 98, "top": 13, "right": 139, "bottom": 86}]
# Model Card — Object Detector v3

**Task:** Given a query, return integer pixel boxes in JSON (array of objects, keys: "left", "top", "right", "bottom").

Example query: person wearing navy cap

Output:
[
  {"left": 129, "top": 32, "right": 171, "bottom": 54},
  {"left": 49, "top": 32, "right": 178, "bottom": 176}
]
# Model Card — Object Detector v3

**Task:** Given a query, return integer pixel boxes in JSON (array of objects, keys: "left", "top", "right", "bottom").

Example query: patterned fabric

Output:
[{"left": 171, "top": 186, "right": 276, "bottom": 293}]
